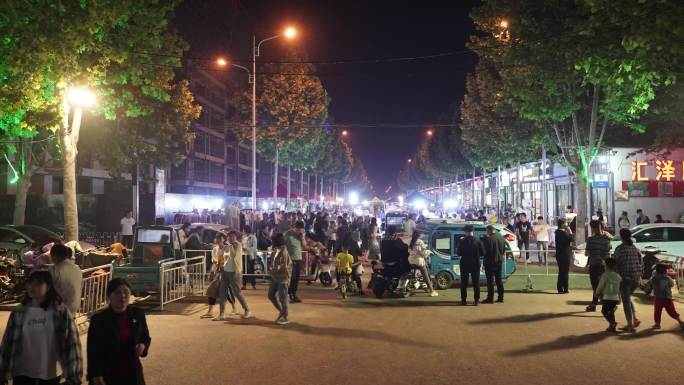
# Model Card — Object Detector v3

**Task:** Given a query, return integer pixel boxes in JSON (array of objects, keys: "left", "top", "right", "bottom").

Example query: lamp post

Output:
[
  {"left": 217, "top": 26, "right": 297, "bottom": 210},
  {"left": 62, "top": 87, "right": 96, "bottom": 242}
]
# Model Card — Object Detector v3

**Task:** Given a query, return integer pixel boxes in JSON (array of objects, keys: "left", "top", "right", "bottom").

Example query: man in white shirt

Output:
[
  {"left": 533, "top": 216, "right": 552, "bottom": 266},
  {"left": 49, "top": 244, "right": 83, "bottom": 315},
  {"left": 120, "top": 211, "right": 136, "bottom": 249}
]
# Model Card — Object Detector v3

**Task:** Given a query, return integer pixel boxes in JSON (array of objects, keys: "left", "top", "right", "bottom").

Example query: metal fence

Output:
[
  {"left": 184, "top": 249, "right": 272, "bottom": 278},
  {"left": 159, "top": 256, "right": 206, "bottom": 311},
  {"left": 76, "top": 264, "right": 113, "bottom": 324},
  {"left": 56, "top": 232, "right": 122, "bottom": 247}
]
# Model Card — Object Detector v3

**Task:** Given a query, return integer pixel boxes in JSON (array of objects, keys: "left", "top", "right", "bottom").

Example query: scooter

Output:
[
  {"left": 639, "top": 247, "right": 676, "bottom": 295},
  {"left": 318, "top": 252, "right": 335, "bottom": 287},
  {"left": 397, "top": 265, "right": 431, "bottom": 298}
]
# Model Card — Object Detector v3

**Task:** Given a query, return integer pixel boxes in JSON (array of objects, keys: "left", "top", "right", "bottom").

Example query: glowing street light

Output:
[
  {"left": 426, "top": 129, "right": 433, "bottom": 137},
  {"left": 407, "top": 158, "right": 412, "bottom": 163},
  {"left": 499, "top": 19, "right": 509, "bottom": 29},
  {"left": 341, "top": 130, "right": 348, "bottom": 137},
  {"left": 68, "top": 87, "right": 96, "bottom": 107},
  {"left": 216, "top": 57, "right": 228, "bottom": 66},
  {"left": 284, "top": 26, "right": 297, "bottom": 39}
]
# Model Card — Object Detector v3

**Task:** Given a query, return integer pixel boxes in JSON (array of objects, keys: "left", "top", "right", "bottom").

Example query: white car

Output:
[{"left": 573, "top": 223, "right": 684, "bottom": 268}]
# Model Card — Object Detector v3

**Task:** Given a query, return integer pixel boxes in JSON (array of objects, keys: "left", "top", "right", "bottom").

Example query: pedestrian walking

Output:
[
  {"left": 178, "top": 222, "right": 191, "bottom": 249},
  {"left": 515, "top": 213, "right": 532, "bottom": 262},
  {"left": 268, "top": 234, "right": 293, "bottom": 325},
  {"left": 87, "top": 278, "right": 150, "bottom": 385},
  {"left": 614, "top": 228, "right": 643, "bottom": 332},
  {"left": 481, "top": 225, "right": 506, "bottom": 303},
  {"left": 201, "top": 233, "right": 235, "bottom": 319},
  {"left": 554, "top": 219, "right": 573, "bottom": 294},
  {"left": 285, "top": 221, "right": 306, "bottom": 303},
  {"left": 0, "top": 271, "right": 83, "bottom": 385},
  {"left": 48, "top": 244, "right": 82, "bottom": 315},
  {"left": 595, "top": 258, "right": 622, "bottom": 333},
  {"left": 242, "top": 225, "right": 258, "bottom": 290},
  {"left": 408, "top": 231, "right": 438, "bottom": 297},
  {"left": 636, "top": 209, "right": 650, "bottom": 225},
  {"left": 120, "top": 211, "right": 136, "bottom": 249},
  {"left": 457, "top": 225, "right": 485, "bottom": 306},
  {"left": 651, "top": 264, "right": 684, "bottom": 330},
  {"left": 215, "top": 231, "right": 251, "bottom": 320},
  {"left": 585, "top": 220, "right": 612, "bottom": 312},
  {"left": 403, "top": 214, "right": 416, "bottom": 236},
  {"left": 533, "top": 216, "right": 552, "bottom": 266}
]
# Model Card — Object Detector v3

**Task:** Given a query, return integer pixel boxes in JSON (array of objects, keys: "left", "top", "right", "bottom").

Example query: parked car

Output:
[
  {"left": 0, "top": 224, "right": 94, "bottom": 258},
  {"left": 415, "top": 220, "right": 519, "bottom": 290},
  {"left": 573, "top": 223, "right": 684, "bottom": 268}
]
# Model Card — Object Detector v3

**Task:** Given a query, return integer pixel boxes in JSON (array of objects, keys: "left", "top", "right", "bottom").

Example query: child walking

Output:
[
  {"left": 596, "top": 258, "right": 622, "bottom": 332},
  {"left": 651, "top": 263, "right": 684, "bottom": 330}
]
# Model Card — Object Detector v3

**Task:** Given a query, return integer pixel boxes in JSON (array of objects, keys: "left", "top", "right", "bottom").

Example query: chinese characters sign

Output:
[{"left": 631, "top": 160, "right": 682, "bottom": 182}]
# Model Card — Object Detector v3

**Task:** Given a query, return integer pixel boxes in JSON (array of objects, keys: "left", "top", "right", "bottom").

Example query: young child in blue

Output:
[
  {"left": 595, "top": 258, "right": 622, "bottom": 332},
  {"left": 651, "top": 263, "right": 684, "bottom": 330}
]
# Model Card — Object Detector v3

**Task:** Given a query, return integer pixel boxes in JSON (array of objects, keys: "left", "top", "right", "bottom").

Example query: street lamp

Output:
[
  {"left": 499, "top": 20, "right": 509, "bottom": 29},
  {"left": 407, "top": 158, "right": 412, "bottom": 163},
  {"left": 216, "top": 26, "right": 297, "bottom": 210},
  {"left": 426, "top": 129, "right": 433, "bottom": 137},
  {"left": 341, "top": 130, "right": 348, "bottom": 137}
]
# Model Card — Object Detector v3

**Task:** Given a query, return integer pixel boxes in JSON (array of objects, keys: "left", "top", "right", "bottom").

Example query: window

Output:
[
  {"left": 633, "top": 227, "right": 666, "bottom": 243},
  {"left": 239, "top": 170, "right": 249, "bottom": 187},
  {"left": 431, "top": 230, "right": 451, "bottom": 255},
  {"left": 239, "top": 149, "right": 249, "bottom": 166},
  {"left": 666, "top": 227, "right": 684, "bottom": 242},
  {"left": 52, "top": 176, "right": 63, "bottom": 194}
]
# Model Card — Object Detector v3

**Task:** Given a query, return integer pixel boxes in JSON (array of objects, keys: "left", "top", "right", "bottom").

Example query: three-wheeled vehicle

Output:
[
  {"left": 382, "top": 211, "right": 408, "bottom": 235},
  {"left": 416, "top": 220, "right": 519, "bottom": 290},
  {"left": 111, "top": 226, "right": 182, "bottom": 295}
]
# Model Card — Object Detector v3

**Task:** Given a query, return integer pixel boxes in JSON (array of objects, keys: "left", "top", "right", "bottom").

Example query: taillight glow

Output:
[{"left": 504, "top": 233, "right": 517, "bottom": 242}]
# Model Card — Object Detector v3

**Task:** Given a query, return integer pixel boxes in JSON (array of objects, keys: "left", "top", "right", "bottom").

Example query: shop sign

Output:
[
  {"left": 592, "top": 173, "right": 609, "bottom": 188},
  {"left": 631, "top": 160, "right": 681, "bottom": 182}
]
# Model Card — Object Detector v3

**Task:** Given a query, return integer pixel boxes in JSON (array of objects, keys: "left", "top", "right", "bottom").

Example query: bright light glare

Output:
[
  {"left": 426, "top": 129, "right": 433, "bottom": 136},
  {"left": 598, "top": 155, "right": 608, "bottom": 163},
  {"left": 349, "top": 192, "right": 359, "bottom": 205},
  {"left": 362, "top": 200, "right": 370, "bottom": 207},
  {"left": 341, "top": 130, "right": 348, "bottom": 137},
  {"left": 216, "top": 58, "right": 228, "bottom": 66},
  {"left": 444, "top": 199, "right": 458, "bottom": 209},
  {"left": 398, "top": 195, "right": 404, "bottom": 205},
  {"left": 212, "top": 199, "right": 223, "bottom": 209},
  {"left": 354, "top": 208, "right": 363, "bottom": 217},
  {"left": 500, "top": 20, "right": 509, "bottom": 28},
  {"left": 320, "top": 194, "right": 325, "bottom": 202},
  {"left": 261, "top": 201, "right": 269, "bottom": 211},
  {"left": 284, "top": 27, "right": 297, "bottom": 39},
  {"left": 166, "top": 196, "right": 180, "bottom": 211},
  {"left": 412, "top": 199, "right": 427, "bottom": 210},
  {"left": 68, "top": 88, "right": 96, "bottom": 107}
]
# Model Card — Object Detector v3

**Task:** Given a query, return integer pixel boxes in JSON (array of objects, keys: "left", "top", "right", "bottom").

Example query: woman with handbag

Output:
[
  {"left": 408, "top": 230, "right": 438, "bottom": 297},
  {"left": 215, "top": 231, "right": 251, "bottom": 321},
  {"left": 201, "top": 233, "right": 235, "bottom": 319},
  {"left": 269, "top": 233, "right": 292, "bottom": 325}
]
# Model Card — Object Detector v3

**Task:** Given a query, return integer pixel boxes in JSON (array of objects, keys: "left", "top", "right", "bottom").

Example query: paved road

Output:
[{"left": 2, "top": 282, "right": 683, "bottom": 384}]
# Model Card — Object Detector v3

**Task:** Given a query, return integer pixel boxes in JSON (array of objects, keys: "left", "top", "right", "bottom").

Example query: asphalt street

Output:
[{"left": 2, "top": 280, "right": 683, "bottom": 385}]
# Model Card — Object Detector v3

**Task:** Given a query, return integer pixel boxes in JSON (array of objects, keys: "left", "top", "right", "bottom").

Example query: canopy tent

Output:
[{"left": 370, "top": 197, "right": 384, "bottom": 205}]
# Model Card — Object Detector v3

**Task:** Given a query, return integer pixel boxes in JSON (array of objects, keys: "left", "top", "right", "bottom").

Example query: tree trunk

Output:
[
  {"left": 62, "top": 107, "right": 83, "bottom": 242},
  {"left": 12, "top": 171, "right": 31, "bottom": 225},
  {"left": 287, "top": 165, "right": 291, "bottom": 208},
  {"left": 575, "top": 176, "right": 589, "bottom": 245},
  {"left": 273, "top": 145, "right": 279, "bottom": 202}
]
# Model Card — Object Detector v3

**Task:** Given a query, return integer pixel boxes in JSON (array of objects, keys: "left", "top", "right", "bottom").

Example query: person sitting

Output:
[{"left": 408, "top": 230, "right": 438, "bottom": 297}]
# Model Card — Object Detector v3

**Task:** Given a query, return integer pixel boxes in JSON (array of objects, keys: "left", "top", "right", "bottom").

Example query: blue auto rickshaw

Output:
[{"left": 417, "top": 220, "right": 518, "bottom": 290}]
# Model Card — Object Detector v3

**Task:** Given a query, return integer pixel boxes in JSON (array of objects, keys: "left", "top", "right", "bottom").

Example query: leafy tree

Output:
[
  {"left": 1, "top": 1, "right": 192, "bottom": 240},
  {"left": 460, "top": 60, "right": 542, "bottom": 170},
  {"left": 231, "top": 50, "right": 330, "bottom": 200},
  {"left": 471, "top": 0, "right": 666, "bottom": 242}
]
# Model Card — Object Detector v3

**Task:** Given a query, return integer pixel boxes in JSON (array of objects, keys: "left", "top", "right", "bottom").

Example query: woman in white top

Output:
[
  {"left": 0, "top": 271, "right": 82, "bottom": 385},
  {"left": 202, "top": 233, "right": 235, "bottom": 319},
  {"left": 242, "top": 225, "right": 259, "bottom": 290},
  {"left": 215, "top": 231, "right": 252, "bottom": 320},
  {"left": 408, "top": 231, "right": 438, "bottom": 297}
]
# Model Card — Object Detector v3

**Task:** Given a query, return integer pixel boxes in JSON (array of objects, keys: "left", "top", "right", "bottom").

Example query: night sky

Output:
[{"left": 175, "top": 0, "right": 478, "bottom": 198}]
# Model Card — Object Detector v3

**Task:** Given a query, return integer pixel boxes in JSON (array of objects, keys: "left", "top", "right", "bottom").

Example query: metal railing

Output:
[
  {"left": 57, "top": 232, "right": 122, "bottom": 247},
  {"left": 185, "top": 249, "right": 271, "bottom": 278},
  {"left": 76, "top": 264, "right": 113, "bottom": 323},
  {"left": 159, "top": 256, "right": 206, "bottom": 311}
]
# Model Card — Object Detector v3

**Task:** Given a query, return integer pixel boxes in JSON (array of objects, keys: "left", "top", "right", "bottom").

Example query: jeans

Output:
[
  {"left": 289, "top": 260, "right": 302, "bottom": 297},
  {"left": 122, "top": 234, "right": 133, "bottom": 249},
  {"left": 460, "top": 266, "right": 480, "bottom": 302},
  {"left": 484, "top": 262, "right": 504, "bottom": 300},
  {"left": 219, "top": 270, "right": 248, "bottom": 315},
  {"left": 601, "top": 300, "right": 619, "bottom": 324},
  {"left": 654, "top": 297, "right": 680, "bottom": 325},
  {"left": 518, "top": 237, "right": 530, "bottom": 260},
  {"left": 268, "top": 282, "right": 289, "bottom": 318},
  {"left": 620, "top": 277, "right": 638, "bottom": 323},
  {"left": 589, "top": 264, "right": 605, "bottom": 306},
  {"left": 536, "top": 241, "right": 548, "bottom": 265}
]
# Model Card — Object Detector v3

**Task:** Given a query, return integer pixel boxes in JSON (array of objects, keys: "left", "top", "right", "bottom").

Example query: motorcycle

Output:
[
  {"left": 369, "top": 237, "right": 411, "bottom": 298},
  {"left": 639, "top": 246, "right": 675, "bottom": 295},
  {"left": 397, "top": 265, "right": 431, "bottom": 298},
  {"left": 0, "top": 250, "right": 27, "bottom": 303}
]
